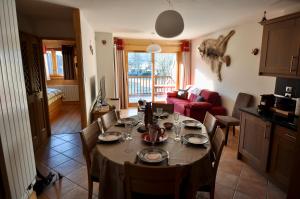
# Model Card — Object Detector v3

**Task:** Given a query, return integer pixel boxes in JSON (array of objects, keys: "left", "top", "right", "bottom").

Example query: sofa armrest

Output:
[
  {"left": 167, "top": 91, "right": 178, "bottom": 98},
  {"left": 210, "top": 106, "right": 227, "bottom": 116}
]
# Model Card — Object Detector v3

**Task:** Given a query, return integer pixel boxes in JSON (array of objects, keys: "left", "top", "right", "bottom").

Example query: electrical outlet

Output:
[{"left": 286, "top": 86, "right": 293, "bottom": 93}]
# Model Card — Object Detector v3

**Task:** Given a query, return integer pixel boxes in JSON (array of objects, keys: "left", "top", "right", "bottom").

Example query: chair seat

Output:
[{"left": 216, "top": 115, "right": 240, "bottom": 126}]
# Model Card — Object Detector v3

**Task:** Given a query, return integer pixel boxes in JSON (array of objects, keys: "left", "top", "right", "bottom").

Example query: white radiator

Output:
[{"left": 49, "top": 85, "right": 80, "bottom": 101}]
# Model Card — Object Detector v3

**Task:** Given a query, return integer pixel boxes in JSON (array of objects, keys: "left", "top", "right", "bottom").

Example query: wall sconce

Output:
[{"left": 252, "top": 48, "right": 259, "bottom": 55}]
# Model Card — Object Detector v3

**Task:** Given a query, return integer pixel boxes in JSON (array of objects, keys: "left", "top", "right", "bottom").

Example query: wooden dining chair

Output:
[
  {"left": 124, "top": 162, "right": 184, "bottom": 199},
  {"left": 152, "top": 103, "right": 175, "bottom": 114},
  {"left": 80, "top": 121, "right": 102, "bottom": 199},
  {"left": 197, "top": 127, "right": 225, "bottom": 199},
  {"left": 101, "top": 110, "right": 119, "bottom": 131},
  {"left": 203, "top": 112, "right": 217, "bottom": 139},
  {"left": 216, "top": 92, "right": 253, "bottom": 145}
]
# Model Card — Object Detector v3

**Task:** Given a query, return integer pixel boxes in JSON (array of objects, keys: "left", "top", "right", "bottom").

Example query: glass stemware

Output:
[
  {"left": 125, "top": 122, "right": 133, "bottom": 140},
  {"left": 137, "top": 111, "right": 145, "bottom": 125},
  {"left": 148, "top": 125, "right": 159, "bottom": 147},
  {"left": 156, "top": 108, "right": 163, "bottom": 119},
  {"left": 174, "top": 112, "right": 179, "bottom": 124},
  {"left": 174, "top": 122, "right": 182, "bottom": 142}
]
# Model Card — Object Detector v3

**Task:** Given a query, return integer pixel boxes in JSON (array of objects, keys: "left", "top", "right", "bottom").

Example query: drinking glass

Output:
[
  {"left": 174, "top": 112, "right": 180, "bottom": 124},
  {"left": 137, "top": 111, "right": 145, "bottom": 125},
  {"left": 174, "top": 123, "right": 181, "bottom": 141},
  {"left": 148, "top": 125, "right": 158, "bottom": 146},
  {"left": 157, "top": 108, "right": 163, "bottom": 117},
  {"left": 125, "top": 122, "right": 133, "bottom": 140}
]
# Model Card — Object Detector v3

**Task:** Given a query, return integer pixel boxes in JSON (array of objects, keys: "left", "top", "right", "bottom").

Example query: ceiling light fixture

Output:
[
  {"left": 155, "top": 0, "right": 184, "bottom": 38},
  {"left": 147, "top": 32, "right": 162, "bottom": 53}
]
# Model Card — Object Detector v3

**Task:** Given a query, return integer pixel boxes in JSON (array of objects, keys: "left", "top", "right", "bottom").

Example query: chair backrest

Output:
[
  {"left": 152, "top": 103, "right": 174, "bottom": 114},
  {"left": 203, "top": 111, "right": 217, "bottom": 138},
  {"left": 124, "top": 162, "right": 184, "bottom": 199},
  {"left": 211, "top": 127, "right": 225, "bottom": 179},
  {"left": 232, "top": 93, "right": 253, "bottom": 119},
  {"left": 80, "top": 121, "right": 101, "bottom": 169},
  {"left": 101, "top": 110, "right": 118, "bottom": 131}
]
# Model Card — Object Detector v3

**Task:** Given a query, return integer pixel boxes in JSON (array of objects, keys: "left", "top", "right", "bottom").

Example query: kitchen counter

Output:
[{"left": 240, "top": 107, "right": 298, "bottom": 131}]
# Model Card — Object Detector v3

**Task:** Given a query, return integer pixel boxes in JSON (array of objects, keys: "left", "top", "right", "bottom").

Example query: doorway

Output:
[{"left": 127, "top": 52, "right": 178, "bottom": 106}]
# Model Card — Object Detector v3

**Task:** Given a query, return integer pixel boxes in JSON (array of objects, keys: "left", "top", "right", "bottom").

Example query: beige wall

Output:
[
  {"left": 191, "top": 22, "right": 276, "bottom": 114},
  {"left": 80, "top": 11, "right": 98, "bottom": 123},
  {"left": 95, "top": 32, "right": 115, "bottom": 98}
]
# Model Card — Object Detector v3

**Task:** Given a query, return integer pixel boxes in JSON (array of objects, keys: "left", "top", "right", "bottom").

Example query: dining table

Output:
[{"left": 91, "top": 113, "right": 213, "bottom": 199}]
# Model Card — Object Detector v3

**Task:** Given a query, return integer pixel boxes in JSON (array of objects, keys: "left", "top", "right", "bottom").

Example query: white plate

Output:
[
  {"left": 98, "top": 132, "right": 122, "bottom": 142},
  {"left": 137, "top": 148, "right": 169, "bottom": 163},
  {"left": 183, "top": 134, "right": 208, "bottom": 145},
  {"left": 182, "top": 120, "right": 201, "bottom": 128}
]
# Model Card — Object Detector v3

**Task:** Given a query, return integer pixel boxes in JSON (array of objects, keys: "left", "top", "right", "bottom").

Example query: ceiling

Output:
[{"left": 20, "top": 0, "right": 300, "bottom": 39}]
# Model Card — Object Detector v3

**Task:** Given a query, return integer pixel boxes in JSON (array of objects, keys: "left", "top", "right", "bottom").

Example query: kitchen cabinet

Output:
[
  {"left": 269, "top": 125, "right": 296, "bottom": 191},
  {"left": 238, "top": 111, "right": 272, "bottom": 172},
  {"left": 259, "top": 12, "right": 300, "bottom": 78}
]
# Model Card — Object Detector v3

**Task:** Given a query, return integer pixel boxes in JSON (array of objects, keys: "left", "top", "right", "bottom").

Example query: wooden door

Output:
[
  {"left": 19, "top": 32, "right": 48, "bottom": 151},
  {"left": 238, "top": 112, "right": 271, "bottom": 171},
  {"left": 260, "top": 18, "right": 300, "bottom": 76},
  {"left": 269, "top": 125, "right": 296, "bottom": 191}
]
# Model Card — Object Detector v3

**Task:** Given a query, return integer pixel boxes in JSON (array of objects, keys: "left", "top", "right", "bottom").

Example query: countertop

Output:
[{"left": 240, "top": 107, "right": 298, "bottom": 131}]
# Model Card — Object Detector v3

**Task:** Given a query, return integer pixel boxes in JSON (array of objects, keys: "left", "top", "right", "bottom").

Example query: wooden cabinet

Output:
[
  {"left": 259, "top": 12, "right": 300, "bottom": 78},
  {"left": 238, "top": 112, "right": 272, "bottom": 171},
  {"left": 269, "top": 125, "right": 296, "bottom": 191}
]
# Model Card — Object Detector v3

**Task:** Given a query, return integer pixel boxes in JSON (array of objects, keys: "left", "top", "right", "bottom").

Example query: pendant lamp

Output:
[{"left": 155, "top": 0, "right": 184, "bottom": 38}]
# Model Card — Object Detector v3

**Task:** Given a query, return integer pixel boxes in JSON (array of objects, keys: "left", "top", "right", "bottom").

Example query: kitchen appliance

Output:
[
  {"left": 274, "top": 96, "right": 296, "bottom": 112},
  {"left": 257, "top": 94, "right": 275, "bottom": 114}
]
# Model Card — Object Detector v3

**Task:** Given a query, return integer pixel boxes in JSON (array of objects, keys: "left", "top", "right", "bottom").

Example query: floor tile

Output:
[
  {"left": 59, "top": 133, "right": 79, "bottom": 142},
  {"left": 53, "top": 159, "right": 83, "bottom": 176},
  {"left": 66, "top": 166, "right": 89, "bottom": 189},
  {"left": 43, "top": 154, "right": 71, "bottom": 168},
  {"left": 233, "top": 191, "right": 253, "bottom": 199},
  {"left": 216, "top": 170, "right": 239, "bottom": 189},
  {"left": 42, "top": 178, "right": 78, "bottom": 199},
  {"left": 240, "top": 165, "right": 267, "bottom": 185},
  {"left": 47, "top": 136, "right": 67, "bottom": 148},
  {"left": 72, "top": 153, "right": 86, "bottom": 165},
  {"left": 52, "top": 142, "right": 77, "bottom": 153},
  {"left": 60, "top": 185, "right": 89, "bottom": 199},
  {"left": 267, "top": 181, "right": 287, "bottom": 199},
  {"left": 214, "top": 183, "right": 235, "bottom": 199},
  {"left": 218, "top": 159, "right": 244, "bottom": 177},
  {"left": 236, "top": 175, "right": 267, "bottom": 199},
  {"left": 61, "top": 146, "right": 82, "bottom": 158}
]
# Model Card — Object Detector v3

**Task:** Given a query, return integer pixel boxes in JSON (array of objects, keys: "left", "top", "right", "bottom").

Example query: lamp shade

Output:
[
  {"left": 146, "top": 43, "right": 162, "bottom": 53},
  {"left": 155, "top": 10, "right": 184, "bottom": 38}
]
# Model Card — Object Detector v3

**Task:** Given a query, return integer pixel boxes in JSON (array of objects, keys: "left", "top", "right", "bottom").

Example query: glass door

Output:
[
  {"left": 154, "top": 53, "right": 177, "bottom": 102},
  {"left": 128, "top": 52, "right": 152, "bottom": 104},
  {"left": 127, "top": 52, "right": 178, "bottom": 105}
]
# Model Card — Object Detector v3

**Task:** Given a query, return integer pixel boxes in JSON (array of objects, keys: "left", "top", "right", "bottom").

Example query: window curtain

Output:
[
  {"left": 62, "top": 45, "right": 75, "bottom": 80},
  {"left": 114, "top": 38, "right": 128, "bottom": 109},
  {"left": 181, "top": 41, "right": 191, "bottom": 88}
]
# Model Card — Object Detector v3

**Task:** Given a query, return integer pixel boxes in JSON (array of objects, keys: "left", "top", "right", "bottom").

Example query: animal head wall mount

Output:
[{"left": 198, "top": 30, "right": 235, "bottom": 81}]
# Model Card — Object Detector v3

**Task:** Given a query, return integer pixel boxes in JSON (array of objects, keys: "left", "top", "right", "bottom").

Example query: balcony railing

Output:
[{"left": 128, "top": 75, "right": 176, "bottom": 102}]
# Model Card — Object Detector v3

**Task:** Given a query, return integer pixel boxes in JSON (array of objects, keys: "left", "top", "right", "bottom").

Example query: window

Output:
[{"left": 44, "top": 49, "right": 64, "bottom": 78}]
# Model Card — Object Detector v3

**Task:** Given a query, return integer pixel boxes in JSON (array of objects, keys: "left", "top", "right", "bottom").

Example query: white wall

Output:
[
  {"left": 95, "top": 32, "right": 115, "bottom": 98},
  {"left": 80, "top": 11, "right": 98, "bottom": 123},
  {"left": 191, "top": 22, "right": 276, "bottom": 114},
  {"left": 17, "top": 15, "right": 75, "bottom": 39},
  {"left": 0, "top": 0, "right": 36, "bottom": 198}
]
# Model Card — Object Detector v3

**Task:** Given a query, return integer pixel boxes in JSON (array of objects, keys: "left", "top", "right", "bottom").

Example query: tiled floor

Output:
[{"left": 36, "top": 108, "right": 286, "bottom": 199}]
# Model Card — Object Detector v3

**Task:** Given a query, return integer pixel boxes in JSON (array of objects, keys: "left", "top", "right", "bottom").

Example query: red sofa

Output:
[{"left": 166, "top": 89, "right": 227, "bottom": 122}]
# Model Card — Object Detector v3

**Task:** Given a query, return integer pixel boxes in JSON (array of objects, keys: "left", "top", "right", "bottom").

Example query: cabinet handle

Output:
[{"left": 290, "top": 56, "right": 295, "bottom": 72}]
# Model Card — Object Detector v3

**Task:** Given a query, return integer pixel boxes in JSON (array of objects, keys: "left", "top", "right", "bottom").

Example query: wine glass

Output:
[
  {"left": 174, "top": 122, "right": 181, "bottom": 141},
  {"left": 148, "top": 125, "right": 158, "bottom": 147},
  {"left": 156, "top": 108, "right": 163, "bottom": 120},
  {"left": 174, "top": 112, "right": 179, "bottom": 124},
  {"left": 125, "top": 122, "right": 133, "bottom": 140},
  {"left": 137, "top": 111, "right": 145, "bottom": 125}
]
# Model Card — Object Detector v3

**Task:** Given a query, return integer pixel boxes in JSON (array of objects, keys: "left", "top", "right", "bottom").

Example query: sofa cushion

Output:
[
  {"left": 200, "top": 89, "right": 221, "bottom": 106},
  {"left": 188, "top": 93, "right": 198, "bottom": 102},
  {"left": 177, "top": 89, "right": 188, "bottom": 99}
]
